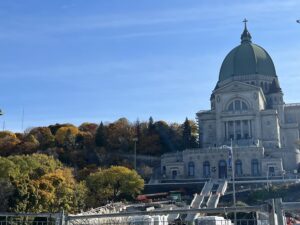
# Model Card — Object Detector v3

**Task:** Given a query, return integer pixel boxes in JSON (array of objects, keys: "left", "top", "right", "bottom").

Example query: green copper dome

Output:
[{"left": 219, "top": 23, "right": 277, "bottom": 82}]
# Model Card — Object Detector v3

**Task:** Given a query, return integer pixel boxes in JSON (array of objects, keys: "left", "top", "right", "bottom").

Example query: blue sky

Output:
[{"left": 1, "top": 0, "right": 300, "bottom": 131}]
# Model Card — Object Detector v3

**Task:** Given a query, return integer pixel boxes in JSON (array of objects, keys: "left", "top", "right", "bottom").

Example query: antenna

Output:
[{"left": 21, "top": 107, "right": 24, "bottom": 132}]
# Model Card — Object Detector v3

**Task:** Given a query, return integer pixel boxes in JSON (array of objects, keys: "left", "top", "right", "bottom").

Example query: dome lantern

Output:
[{"left": 241, "top": 18, "right": 252, "bottom": 44}]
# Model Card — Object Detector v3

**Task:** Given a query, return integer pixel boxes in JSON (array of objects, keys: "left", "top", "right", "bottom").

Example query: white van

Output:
[{"left": 194, "top": 216, "right": 232, "bottom": 225}]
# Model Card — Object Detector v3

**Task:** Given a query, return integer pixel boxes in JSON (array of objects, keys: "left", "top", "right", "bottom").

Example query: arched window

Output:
[
  {"left": 203, "top": 161, "right": 210, "bottom": 178},
  {"left": 251, "top": 159, "right": 260, "bottom": 176},
  {"left": 188, "top": 162, "right": 195, "bottom": 177},
  {"left": 227, "top": 100, "right": 248, "bottom": 111},
  {"left": 235, "top": 160, "right": 243, "bottom": 177},
  {"left": 228, "top": 102, "right": 234, "bottom": 111},
  {"left": 218, "top": 160, "right": 227, "bottom": 179}
]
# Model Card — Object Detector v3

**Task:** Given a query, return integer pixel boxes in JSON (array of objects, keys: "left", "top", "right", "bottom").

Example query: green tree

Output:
[
  {"left": 182, "top": 118, "right": 192, "bottom": 149},
  {"left": 86, "top": 166, "right": 144, "bottom": 206},
  {"left": 182, "top": 118, "right": 198, "bottom": 149},
  {"left": 148, "top": 116, "right": 155, "bottom": 133},
  {"left": 0, "top": 179, "right": 14, "bottom": 211}
]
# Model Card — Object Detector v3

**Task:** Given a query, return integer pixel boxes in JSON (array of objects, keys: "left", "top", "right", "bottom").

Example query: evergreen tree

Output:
[
  {"left": 95, "top": 122, "right": 106, "bottom": 147},
  {"left": 182, "top": 117, "right": 192, "bottom": 149},
  {"left": 148, "top": 116, "right": 155, "bottom": 134}
]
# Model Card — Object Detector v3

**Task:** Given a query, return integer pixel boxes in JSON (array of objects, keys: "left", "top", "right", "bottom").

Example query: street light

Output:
[
  {"left": 0, "top": 109, "right": 3, "bottom": 116},
  {"left": 297, "top": 20, "right": 300, "bottom": 23},
  {"left": 133, "top": 137, "right": 138, "bottom": 170},
  {"left": 222, "top": 140, "right": 237, "bottom": 225}
]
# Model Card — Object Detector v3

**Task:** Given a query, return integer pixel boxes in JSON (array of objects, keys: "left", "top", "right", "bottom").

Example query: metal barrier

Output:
[
  {"left": 67, "top": 217, "right": 269, "bottom": 225},
  {"left": 0, "top": 213, "right": 61, "bottom": 225},
  {"left": 3, "top": 198, "right": 300, "bottom": 225}
]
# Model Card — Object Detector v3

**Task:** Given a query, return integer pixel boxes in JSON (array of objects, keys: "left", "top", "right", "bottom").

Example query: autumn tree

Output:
[
  {"left": 0, "top": 131, "right": 21, "bottom": 155},
  {"left": 79, "top": 123, "right": 98, "bottom": 135},
  {"left": 55, "top": 126, "right": 79, "bottom": 148},
  {"left": 0, "top": 154, "right": 87, "bottom": 213},
  {"left": 29, "top": 127, "right": 55, "bottom": 148},
  {"left": 106, "top": 118, "right": 135, "bottom": 152}
]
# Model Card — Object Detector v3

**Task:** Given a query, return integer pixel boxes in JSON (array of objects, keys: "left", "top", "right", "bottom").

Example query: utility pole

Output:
[
  {"left": 230, "top": 139, "right": 237, "bottom": 225},
  {"left": 0, "top": 109, "right": 4, "bottom": 131},
  {"left": 223, "top": 140, "right": 237, "bottom": 225}
]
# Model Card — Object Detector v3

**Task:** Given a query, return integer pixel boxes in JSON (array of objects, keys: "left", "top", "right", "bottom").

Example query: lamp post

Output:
[
  {"left": 223, "top": 140, "right": 237, "bottom": 225},
  {"left": 133, "top": 137, "right": 138, "bottom": 170}
]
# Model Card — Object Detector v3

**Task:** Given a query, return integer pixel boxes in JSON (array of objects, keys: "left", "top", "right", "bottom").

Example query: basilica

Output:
[{"left": 161, "top": 22, "right": 300, "bottom": 180}]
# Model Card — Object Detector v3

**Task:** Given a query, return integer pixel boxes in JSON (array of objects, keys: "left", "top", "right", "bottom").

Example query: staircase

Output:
[{"left": 185, "top": 179, "right": 228, "bottom": 222}]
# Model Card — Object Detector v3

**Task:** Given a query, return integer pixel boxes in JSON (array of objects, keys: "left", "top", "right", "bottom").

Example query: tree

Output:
[
  {"left": 0, "top": 179, "right": 14, "bottom": 211},
  {"left": 106, "top": 118, "right": 135, "bottom": 152},
  {"left": 29, "top": 127, "right": 55, "bottom": 148},
  {"left": 154, "top": 121, "right": 175, "bottom": 153},
  {"left": 182, "top": 118, "right": 192, "bottom": 149},
  {"left": 79, "top": 123, "right": 98, "bottom": 135},
  {"left": 15, "top": 134, "right": 40, "bottom": 154},
  {"left": 48, "top": 123, "right": 75, "bottom": 136},
  {"left": 32, "top": 168, "right": 87, "bottom": 213},
  {"left": 95, "top": 122, "right": 106, "bottom": 147},
  {"left": 55, "top": 126, "right": 79, "bottom": 148},
  {"left": 0, "top": 131, "right": 21, "bottom": 155},
  {"left": 86, "top": 166, "right": 144, "bottom": 206},
  {"left": 148, "top": 117, "right": 155, "bottom": 133},
  {"left": 182, "top": 118, "right": 198, "bottom": 149},
  {"left": 0, "top": 154, "right": 87, "bottom": 213}
]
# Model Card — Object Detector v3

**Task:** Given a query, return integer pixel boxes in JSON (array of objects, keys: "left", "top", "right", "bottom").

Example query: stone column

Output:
[
  {"left": 225, "top": 122, "right": 228, "bottom": 140},
  {"left": 249, "top": 120, "right": 252, "bottom": 138},
  {"left": 241, "top": 120, "right": 244, "bottom": 139}
]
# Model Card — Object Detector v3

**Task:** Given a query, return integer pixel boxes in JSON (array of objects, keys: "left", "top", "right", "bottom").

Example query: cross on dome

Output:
[
  {"left": 241, "top": 18, "right": 252, "bottom": 44},
  {"left": 243, "top": 18, "right": 248, "bottom": 28}
]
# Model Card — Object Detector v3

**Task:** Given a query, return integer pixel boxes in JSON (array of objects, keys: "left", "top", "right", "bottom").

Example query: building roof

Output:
[{"left": 218, "top": 22, "right": 277, "bottom": 82}]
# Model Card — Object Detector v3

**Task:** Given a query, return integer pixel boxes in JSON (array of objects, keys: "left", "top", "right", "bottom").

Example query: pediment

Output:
[{"left": 213, "top": 81, "right": 260, "bottom": 94}]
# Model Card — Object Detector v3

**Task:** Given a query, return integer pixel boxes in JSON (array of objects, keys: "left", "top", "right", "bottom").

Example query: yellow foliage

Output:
[
  {"left": 55, "top": 126, "right": 79, "bottom": 145},
  {"left": 0, "top": 131, "right": 17, "bottom": 139},
  {"left": 0, "top": 131, "right": 20, "bottom": 152}
]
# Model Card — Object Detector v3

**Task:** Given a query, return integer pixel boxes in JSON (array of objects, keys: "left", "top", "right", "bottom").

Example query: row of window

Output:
[
  {"left": 187, "top": 159, "right": 260, "bottom": 178},
  {"left": 246, "top": 81, "right": 270, "bottom": 92}
]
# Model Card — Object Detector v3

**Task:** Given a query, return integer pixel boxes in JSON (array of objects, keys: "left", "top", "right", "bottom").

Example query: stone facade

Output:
[{"left": 161, "top": 24, "right": 300, "bottom": 180}]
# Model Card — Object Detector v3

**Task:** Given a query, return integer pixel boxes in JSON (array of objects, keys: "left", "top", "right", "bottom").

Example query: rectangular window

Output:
[{"left": 235, "top": 100, "right": 241, "bottom": 110}]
